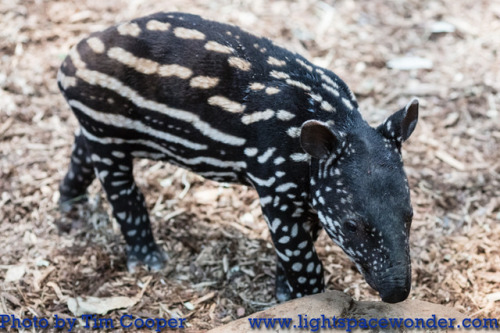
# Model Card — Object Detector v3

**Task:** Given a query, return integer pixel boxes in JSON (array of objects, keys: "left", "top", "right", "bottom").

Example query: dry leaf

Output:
[
  {"left": 4, "top": 265, "right": 26, "bottom": 283},
  {"left": 67, "top": 296, "right": 140, "bottom": 316},
  {"left": 387, "top": 57, "right": 433, "bottom": 70},
  {"left": 193, "top": 189, "right": 220, "bottom": 204},
  {"left": 430, "top": 21, "right": 456, "bottom": 33},
  {"left": 486, "top": 292, "right": 500, "bottom": 302}
]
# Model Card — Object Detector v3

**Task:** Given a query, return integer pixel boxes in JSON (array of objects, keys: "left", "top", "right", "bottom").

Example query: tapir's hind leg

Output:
[
  {"left": 59, "top": 130, "right": 96, "bottom": 207},
  {"left": 84, "top": 139, "right": 166, "bottom": 272}
]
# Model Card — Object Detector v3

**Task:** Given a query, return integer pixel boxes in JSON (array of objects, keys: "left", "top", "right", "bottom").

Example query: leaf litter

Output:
[{"left": 0, "top": 0, "right": 499, "bottom": 330}]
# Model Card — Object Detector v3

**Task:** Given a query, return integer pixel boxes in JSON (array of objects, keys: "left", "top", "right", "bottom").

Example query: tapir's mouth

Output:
[
  {"left": 359, "top": 265, "right": 411, "bottom": 304},
  {"left": 355, "top": 264, "right": 378, "bottom": 290},
  {"left": 380, "top": 287, "right": 410, "bottom": 303}
]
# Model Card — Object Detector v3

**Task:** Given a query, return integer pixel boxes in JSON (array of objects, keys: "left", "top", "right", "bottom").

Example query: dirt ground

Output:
[{"left": 1, "top": 0, "right": 499, "bottom": 331}]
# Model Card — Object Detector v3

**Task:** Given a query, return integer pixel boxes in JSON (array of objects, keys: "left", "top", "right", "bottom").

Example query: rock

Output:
[{"left": 209, "top": 291, "right": 467, "bottom": 332}]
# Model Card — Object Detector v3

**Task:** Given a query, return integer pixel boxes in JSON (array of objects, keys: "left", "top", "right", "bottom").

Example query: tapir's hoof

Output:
[
  {"left": 275, "top": 274, "right": 292, "bottom": 303},
  {"left": 127, "top": 248, "right": 167, "bottom": 273}
]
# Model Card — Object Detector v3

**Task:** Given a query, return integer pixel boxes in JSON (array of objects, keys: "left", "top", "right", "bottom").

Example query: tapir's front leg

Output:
[{"left": 258, "top": 190, "right": 324, "bottom": 301}]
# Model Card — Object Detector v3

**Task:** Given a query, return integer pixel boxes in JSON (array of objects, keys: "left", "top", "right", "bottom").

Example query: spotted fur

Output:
[{"left": 58, "top": 12, "right": 419, "bottom": 303}]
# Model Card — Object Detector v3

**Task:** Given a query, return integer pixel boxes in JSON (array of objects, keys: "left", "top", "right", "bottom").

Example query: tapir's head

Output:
[{"left": 300, "top": 99, "right": 419, "bottom": 303}]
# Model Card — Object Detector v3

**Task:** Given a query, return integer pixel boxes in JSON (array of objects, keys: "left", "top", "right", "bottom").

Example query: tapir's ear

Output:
[
  {"left": 300, "top": 120, "right": 340, "bottom": 159},
  {"left": 377, "top": 98, "right": 419, "bottom": 143}
]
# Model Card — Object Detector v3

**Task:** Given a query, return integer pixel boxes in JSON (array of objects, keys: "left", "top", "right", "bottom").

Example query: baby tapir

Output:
[{"left": 57, "top": 12, "right": 418, "bottom": 304}]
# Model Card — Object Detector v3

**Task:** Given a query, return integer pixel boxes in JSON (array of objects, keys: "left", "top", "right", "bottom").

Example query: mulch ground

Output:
[{"left": 1, "top": 0, "right": 499, "bottom": 331}]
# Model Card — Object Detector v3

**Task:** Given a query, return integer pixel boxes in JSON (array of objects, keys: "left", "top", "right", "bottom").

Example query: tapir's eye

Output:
[{"left": 344, "top": 220, "right": 358, "bottom": 233}]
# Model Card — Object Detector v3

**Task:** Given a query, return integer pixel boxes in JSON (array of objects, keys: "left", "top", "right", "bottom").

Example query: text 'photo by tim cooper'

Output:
[{"left": 0, "top": 0, "right": 499, "bottom": 331}]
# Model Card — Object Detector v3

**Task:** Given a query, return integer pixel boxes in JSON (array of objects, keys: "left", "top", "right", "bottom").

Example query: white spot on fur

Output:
[
  {"left": 257, "top": 148, "right": 276, "bottom": 163},
  {"left": 57, "top": 70, "right": 77, "bottom": 90},
  {"left": 249, "top": 82, "right": 265, "bottom": 91},
  {"left": 241, "top": 109, "right": 275, "bottom": 124},
  {"left": 321, "top": 74, "right": 338, "bottom": 88},
  {"left": 276, "top": 182, "right": 298, "bottom": 192},
  {"left": 286, "top": 79, "right": 311, "bottom": 91},
  {"left": 386, "top": 120, "right": 392, "bottom": 131},
  {"left": 146, "top": 20, "right": 170, "bottom": 31},
  {"left": 117, "top": 22, "right": 141, "bottom": 37},
  {"left": 296, "top": 58, "right": 313, "bottom": 71},
  {"left": 276, "top": 249, "right": 289, "bottom": 262},
  {"left": 292, "top": 207, "right": 304, "bottom": 218},
  {"left": 260, "top": 196, "right": 273, "bottom": 206},
  {"left": 276, "top": 110, "right": 295, "bottom": 121},
  {"left": 111, "top": 151, "right": 125, "bottom": 158},
  {"left": 265, "top": 87, "right": 280, "bottom": 95},
  {"left": 244, "top": 147, "right": 258, "bottom": 157},
  {"left": 271, "top": 218, "right": 281, "bottom": 233},
  {"left": 274, "top": 157, "right": 285, "bottom": 165},
  {"left": 174, "top": 27, "right": 205, "bottom": 40},
  {"left": 190, "top": 76, "right": 219, "bottom": 89},
  {"left": 310, "top": 93, "right": 322, "bottom": 103},
  {"left": 290, "top": 153, "right": 309, "bottom": 162},
  {"left": 286, "top": 127, "right": 301, "bottom": 138},
  {"left": 279, "top": 236, "right": 290, "bottom": 244},
  {"left": 86, "top": 37, "right": 105, "bottom": 53},
  {"left": 69, "top": 46, "right": 87, "bottom": 70},
  {"left": 101, "top": 158, "right": 113, "bottom": 165},
  {"left": 157, "top": 64, "right": 193, "bottom": 79},
  {"left": 270, "top": 70, "right": 290, "bottom": 80},
  {"left": 342, "top": 97, "right": 354, "bottom": 110},
  {"left": 228, "top": 57, "right": 251, "bottom": 71},
  {"left": 267, "top": 56, "right": 286, "bottom": 67},
  {"left": 204, "top": 41, "right": 234, "bottom": 54},
  {"left": 208, "top": 95, "right": 246, "bottom": 113},
  {"left": 112, "top": 180, "right": 128, "bottom": 186},
  {"left": 322, "top": 83, "right": 340, "bottom": 97},
  {"left": 247, "top": 172, "right": 275, "bottom": 187},
  {"left": 321, "top": 100, "right": 335, "bottom": 112},
  {"left": 98, "top": 170, "right": 108, "bottom": 181}
]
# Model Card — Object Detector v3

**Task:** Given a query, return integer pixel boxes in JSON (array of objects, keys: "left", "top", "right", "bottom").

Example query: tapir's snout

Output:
[
  {"left": 376, "top": 265, "right": 411, "bottom": 304},
  {"left": 380, "top": 285, "right": 410, "bottom": 303},
  {"left": 363, "top": 261, "right": 411, "bottom": 304}
]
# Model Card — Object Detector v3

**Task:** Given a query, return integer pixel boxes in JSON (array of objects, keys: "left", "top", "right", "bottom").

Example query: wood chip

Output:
[
  {"left": 193, "top": 291, "right": 217, "bottom": 305},
  {"left": 435, "top": 150, "right": 466, "bottom": 171}
]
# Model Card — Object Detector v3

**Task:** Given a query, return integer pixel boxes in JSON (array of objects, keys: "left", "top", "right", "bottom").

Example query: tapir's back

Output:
[{"left": 58, "top": 13, "right": 358, "bottom": 170}]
